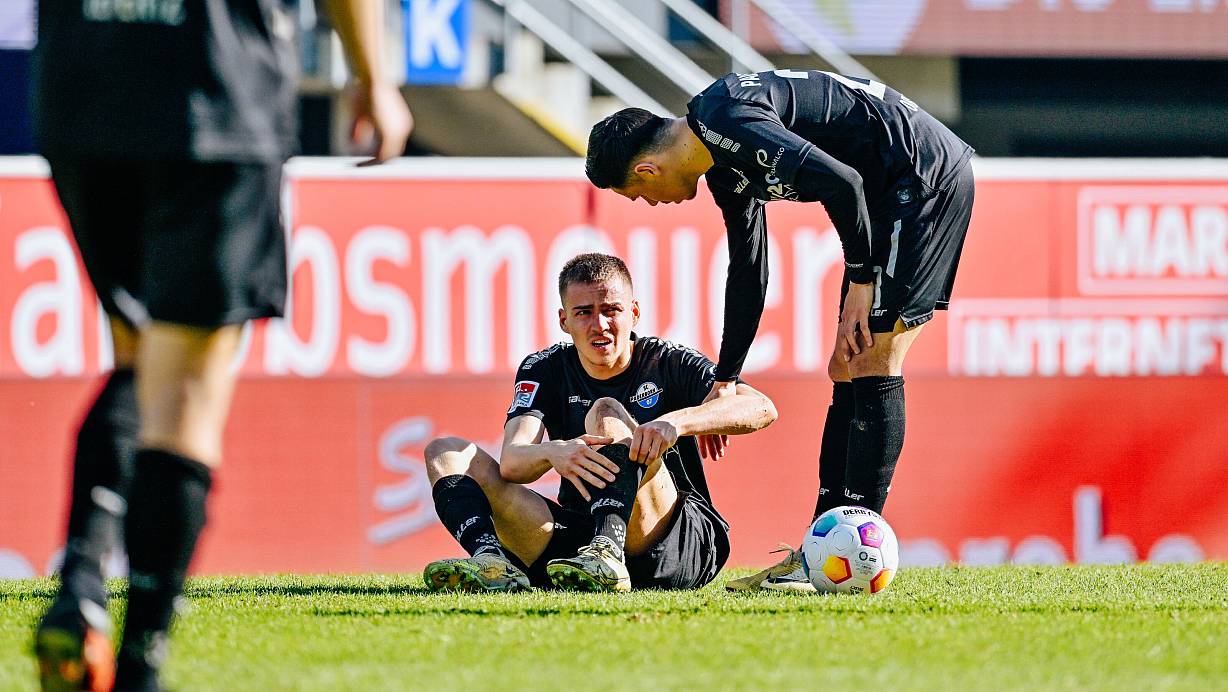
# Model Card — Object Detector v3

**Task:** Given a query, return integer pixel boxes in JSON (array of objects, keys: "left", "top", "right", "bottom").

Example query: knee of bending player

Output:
[{"left": 827, "top": 351, "right": 851, "bottom": 383}]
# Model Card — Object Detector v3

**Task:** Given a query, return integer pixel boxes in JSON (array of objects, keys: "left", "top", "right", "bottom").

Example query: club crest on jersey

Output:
[
  {"left": 630, "top": 382, "right": 663, "bottom": 409},
  {"left": 508, "top": 381, "right": 540, "bottom": 413}
]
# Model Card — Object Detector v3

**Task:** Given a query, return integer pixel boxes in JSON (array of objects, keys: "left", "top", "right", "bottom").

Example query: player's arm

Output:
[
  {"left": 321, "top": 0, "right": 413, "bottom": 163},
  {"left": 499, "top": 416, "right": 617, "bottom": 502},
  {"left": 724, "top": 99, "right": 877, "bottom": 357},
  {"left": 630, "top": 382, "right": 777, "bottom": 464},
  {"left": 709, "top": 185, "right": 769, "bottom": 385},
  {"left": 724, "top": 99, "right": 874, "bottom": 281}
]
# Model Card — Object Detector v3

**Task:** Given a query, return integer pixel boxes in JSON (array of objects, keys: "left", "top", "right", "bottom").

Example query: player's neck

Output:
[
  {"left": 671, "top": 118, "right": 714, "bottom": 178},
  {"left": 578, "top": 342, "right": 635, "bottom": 381}
]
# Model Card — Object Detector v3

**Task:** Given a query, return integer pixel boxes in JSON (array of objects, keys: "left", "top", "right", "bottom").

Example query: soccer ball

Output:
[{"left": 801, "top": 506, "right": 899, "bottom": 595}]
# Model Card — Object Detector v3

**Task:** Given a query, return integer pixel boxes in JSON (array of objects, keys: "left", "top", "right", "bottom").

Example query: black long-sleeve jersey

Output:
[
  {"left": 686, "top": 69, "right": 973, "bottom": 381},
  {"left": 505, "top": 335, "right": 728, "bottom": 529}
]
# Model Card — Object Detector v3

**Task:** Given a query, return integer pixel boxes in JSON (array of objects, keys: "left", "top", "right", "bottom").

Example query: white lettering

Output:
[
  {"left": 1093, "top": 205, "right": 1150, "bottom": 277},
  {"left": 265, "top": 227, "right": 341, "bottom": 377},
  {"left": 410, "top": 0, "right": 463, "bottom": 69},
  {"left": 346, "top": 227, "right": 415, "bottom": 377},
  {"left": 422, "top": 225, "right": 535, "bottom": 373},
  {"left": 1074, "top": 486, "right": 1137, "bottom": 564},
  {"left": 11, "top": 227, "right": 84, "bottom": 377}
]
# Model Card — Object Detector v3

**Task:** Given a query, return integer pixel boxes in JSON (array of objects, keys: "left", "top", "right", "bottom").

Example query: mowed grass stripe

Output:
[{"left": 1, "top": 564, "right": 1225, "bottom": 690}]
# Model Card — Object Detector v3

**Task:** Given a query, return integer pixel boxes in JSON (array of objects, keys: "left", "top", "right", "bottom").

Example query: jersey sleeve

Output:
[
  {"left": 668, "top": 344, "right": 721, "bottom": 407},
  {"left": 716, "top": 97, "right": 875, "bottom": 284},
  {"left": 504, "top": 350, "right": 563, "bottom": 426},
  {"left": 708, "top": 185, "right": 768, "bottom": 382}
]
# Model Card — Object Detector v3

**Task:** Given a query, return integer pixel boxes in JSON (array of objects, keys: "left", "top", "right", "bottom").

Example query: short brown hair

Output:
[{"left": 558, "top": 253, "right": 633, "bottom": 298}]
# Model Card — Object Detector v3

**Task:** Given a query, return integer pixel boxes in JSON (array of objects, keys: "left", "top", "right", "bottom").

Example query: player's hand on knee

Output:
[
  {"left": 840, "top": 281, "right": 876, "bottom": 361},
  {"left": 631, "top": 421, "right": 678, "bottom": 464},
  {"left": 547, "top": 436, "right": 617, "bottom": 501}
]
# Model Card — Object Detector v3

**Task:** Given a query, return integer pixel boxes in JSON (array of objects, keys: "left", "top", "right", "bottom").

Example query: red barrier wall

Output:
[{"left": 1, "top": 157, "right": 1225, "bottom": 577}]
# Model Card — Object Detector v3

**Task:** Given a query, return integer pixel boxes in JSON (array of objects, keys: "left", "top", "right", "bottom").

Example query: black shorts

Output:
[
  {"left": 47, "top": 158, "right": 287, "bottom": 329},
  {"left": 511, "top": 491, "right": 730, "bottom": 590},
  {"left": 840, "top": 161, "right": 976, "bottom": 334}
]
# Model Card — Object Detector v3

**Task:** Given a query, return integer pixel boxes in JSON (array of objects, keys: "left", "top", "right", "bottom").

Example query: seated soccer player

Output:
[{"left": 423, "top": 253, "right": 777, "bottom": 592}]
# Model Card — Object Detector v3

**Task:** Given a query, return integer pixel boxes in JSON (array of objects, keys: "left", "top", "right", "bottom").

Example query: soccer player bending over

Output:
[
  {"left": 585, "top": 69, "right": 975, "bottom": 591},
  {"left": 424, "top": 253, "right": 777, "bottom": 592}
]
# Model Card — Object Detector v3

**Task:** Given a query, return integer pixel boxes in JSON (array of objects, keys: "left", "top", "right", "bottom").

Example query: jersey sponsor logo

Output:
[
  {"left": 567, "top": 395, "right": 592, "bottom": 407},
  {"left": 732, "top": 168, "right": 751, "bottom": 194},
  {"left": 508, "top": 380, "right": 540, "bottom": 413},
  {"left": 83, "top": 0, "right": 186, "bottom": 26},
  {"left": 630, "top": 381, "right": 663, "bottom": 409},
  {"left": 756, "top": 147, "right": 798, "bottom": 201},
  {"left": 695, "top": 119, "right": 742, "bottom": 153}
]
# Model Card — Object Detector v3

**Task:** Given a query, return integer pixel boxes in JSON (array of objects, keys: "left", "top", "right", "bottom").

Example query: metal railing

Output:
[
  {"left": 492, "top": 0, "right": 670, "bottom": 115},
  {"left": 744, "top": 0, "right": 880, "bottom": 80}
]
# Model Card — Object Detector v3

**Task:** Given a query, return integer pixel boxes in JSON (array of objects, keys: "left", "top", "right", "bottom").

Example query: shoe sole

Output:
[
  {"left": 546, "top": 563, "right": 630, "bottom": 593},
  {"left": 423, "top": 562, "right": 527, "bottom": 593},
  {"left": 760, "top": 580, "right": 818, "bottom": 593},
  {"left": 35, "top": 627, "right": 114, "bottom": 692}
]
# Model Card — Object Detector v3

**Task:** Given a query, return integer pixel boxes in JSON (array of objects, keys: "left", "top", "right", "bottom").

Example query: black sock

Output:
[
  {"left": 432, "top": 475, "right": 503, "bottom": 558},
  {"left": 60, "top": 369, "right": 138, "bottom": 609},
  {"left": 844, "top": 376, "right": 906, "bottom": 514},
  {"left": 813, "top": 381, "right": 854, "bottom": 521},
  {"left": 586, "top": 444, "right": 638, "bottom": 558},
  {"left": 116, "top": 450, "right": 212, "bottom": 691}
]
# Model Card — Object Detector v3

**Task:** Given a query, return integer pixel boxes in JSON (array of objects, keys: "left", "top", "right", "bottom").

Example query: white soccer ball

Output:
[{"left": 801, "top": 506, "right": 899, "bottom": 595}]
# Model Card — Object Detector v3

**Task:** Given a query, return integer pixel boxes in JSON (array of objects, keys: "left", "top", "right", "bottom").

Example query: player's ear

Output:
[
  {"left": 631, "top": 299, "right": 640, "bottom": 327},
  {"left": 558, "top": 306, "right": 567, "bottom": 332},
  {"left": 632, "top": 161, "right": 660, "bottom": 179}
]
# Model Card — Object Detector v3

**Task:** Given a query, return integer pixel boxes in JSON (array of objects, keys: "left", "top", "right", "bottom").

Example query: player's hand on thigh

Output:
[
  {"left": 546, "top": 436, "right": 617, "bottom": 501},
  {"left": 631, "top": 420, "right": 678, "bottom": 464},
  {"left": 840, "top": 281, "right": 876, "bottom": 361}
]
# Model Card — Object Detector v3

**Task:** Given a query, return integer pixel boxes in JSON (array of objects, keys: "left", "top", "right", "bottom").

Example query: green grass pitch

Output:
[{"left": 2, "top": 564, "right": 1226, "bottom": 690}]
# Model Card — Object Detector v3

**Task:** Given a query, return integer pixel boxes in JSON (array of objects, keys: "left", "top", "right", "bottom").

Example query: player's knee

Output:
[
  {"left": 585, "top": 397, "right": 632, "bottom": 435},
  {"left": 424, "top": 436, "right": 474, "bottom": 473},
  {"left": 827, "top": 352, "right": 850, "bottom": 383},
  {"left": 590, "top": 397, "right": 626, "bottom": 417},
  {"left": 846, "top": 351, "right": 895, "bottom": 378}
]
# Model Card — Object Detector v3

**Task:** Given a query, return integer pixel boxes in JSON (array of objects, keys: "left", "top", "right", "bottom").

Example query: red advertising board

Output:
[
  {"left": 722, "top": 0, "right": 1228, "bottom": 58},
  {"left": 1, "top": 157, "right": 1226, "bottom": 579}
]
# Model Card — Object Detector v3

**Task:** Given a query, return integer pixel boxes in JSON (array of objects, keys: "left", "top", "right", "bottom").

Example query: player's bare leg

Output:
[
  {"left": 422, "top": 438, "right": 545, "bottom": 592},
  {"left": 115, "top": 322, "right": 243, "bottom": 690},
  {"left": 732, "top": 320, "right": 923, "bottom": 593},
  {"left": 582, "top": 397, "right": 678, "bottom": 555},
  {"left": 547, "top": 398, "right": 678, "bottom": 592},
  {"left": 36, "top": 316, "right": 138, "bottom": 692},
  {"left": 837, "top": 318, "right": 920, "bottom": 512}
]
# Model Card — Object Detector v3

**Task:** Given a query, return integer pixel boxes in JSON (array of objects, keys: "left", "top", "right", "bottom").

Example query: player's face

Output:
[
  {"left": 612, "top": 162, "right": 699, "bottom": 206},
  {"left": 559, "top": 278, "right": 640, "bottom": 374}
]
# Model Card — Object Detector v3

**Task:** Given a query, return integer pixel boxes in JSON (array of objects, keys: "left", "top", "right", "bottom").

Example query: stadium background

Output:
[{"left": 1, "top": 0, "right": 1226, "bottom": 579}]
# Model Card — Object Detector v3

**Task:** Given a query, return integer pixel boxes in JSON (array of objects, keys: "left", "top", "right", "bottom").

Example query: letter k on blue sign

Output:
[{"left": 402, "top": 0, "right": 468, "bottom": 85}]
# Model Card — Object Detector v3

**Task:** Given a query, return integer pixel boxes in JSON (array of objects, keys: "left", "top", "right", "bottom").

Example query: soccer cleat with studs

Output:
[
  {"left": 546, "top": 536, "right": 632, "bottom": 592},
  {"left": 34, "top": 597, "right": 115, "bottom": 692},
  {"left": 423, "top": 551, "right": 531, "bottom": 593},
  {"left": 725, "top": 543, "right": 816, "bottom": 593}
]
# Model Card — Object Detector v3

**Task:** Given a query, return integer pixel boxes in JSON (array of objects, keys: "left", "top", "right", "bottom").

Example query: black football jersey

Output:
[
  {"left": 505, "top": 335, "right": 727, "bottom": 525},
  {"left": 686, "top": 69, "right": 973, "bottom": 380},
  {"left": 34, "top": 0, "right": 298, "bottom": 162}
]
